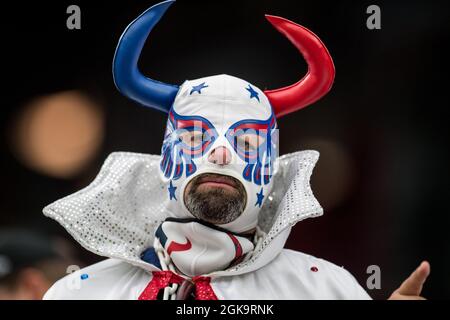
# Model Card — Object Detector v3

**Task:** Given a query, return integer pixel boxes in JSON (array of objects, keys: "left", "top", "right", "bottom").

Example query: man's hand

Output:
[{"left": 388, "top": 261, "right": 430, "bottom": 300}]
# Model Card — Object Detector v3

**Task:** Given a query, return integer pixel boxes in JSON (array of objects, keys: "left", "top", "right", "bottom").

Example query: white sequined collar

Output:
[{"left": 43, "top": 150, "right": 323, "bottom": 277}]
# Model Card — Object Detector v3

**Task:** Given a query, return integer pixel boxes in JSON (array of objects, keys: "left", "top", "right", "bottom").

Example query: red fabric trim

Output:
[
  {"left": 138, "top": 271, "right": 184, "bottom": 300},
  {"left": 192, "top": 276, "right": 218, "bottom": 300},
  {"left": 138, "top": 271, "right": 218, "bottom": 300},
  {"left": 227, "top": 233, "right": 243, "bottom": 259}
]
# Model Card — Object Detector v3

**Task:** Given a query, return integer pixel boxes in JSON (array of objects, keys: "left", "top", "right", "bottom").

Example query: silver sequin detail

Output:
[{"left": 43, "top": 150, "right": 322, "bottom": 273}]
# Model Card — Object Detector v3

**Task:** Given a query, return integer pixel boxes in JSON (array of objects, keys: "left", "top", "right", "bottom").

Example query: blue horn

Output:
[{"left": 113, "top": 0, "right": 178, "bottom": 113}]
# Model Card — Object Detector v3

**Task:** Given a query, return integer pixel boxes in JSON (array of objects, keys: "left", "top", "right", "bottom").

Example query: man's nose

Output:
[{"left": 208, "top": 146, "right": 232, "bottom": 165}]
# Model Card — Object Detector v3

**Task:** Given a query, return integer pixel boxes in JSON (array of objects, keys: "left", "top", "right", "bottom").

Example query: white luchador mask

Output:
[{"left": 159, "top": 74, "right": 278, "bottom": 233}]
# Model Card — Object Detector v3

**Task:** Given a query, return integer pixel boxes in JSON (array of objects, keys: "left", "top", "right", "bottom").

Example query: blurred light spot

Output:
[
  {"left": 11, "top": 91, "right": 104, "bottom": 178},
  {"left": 0, "top": 255, "right": 12, "bottom": 277}
]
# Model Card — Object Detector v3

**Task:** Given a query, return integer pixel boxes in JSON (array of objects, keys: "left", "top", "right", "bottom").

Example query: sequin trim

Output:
[
  {"left": 138, "top": 271, "right": 184, "bottom": 300},
  {"left": 138, "top": 271, "right": 218, "bottom": 300},
  {"left": 192, "top": 276, "right": 218, "bottom": 300}
]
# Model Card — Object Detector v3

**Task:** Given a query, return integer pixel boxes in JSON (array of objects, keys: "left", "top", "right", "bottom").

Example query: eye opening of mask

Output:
[
  {"left": 235, "top": 132, "right": 267, "bottom": 154},
  {"left": 227, "top": 127, "right": 273, "bottom": 164},
  {"left": 178, "top": 129, "right": 213, "bottom": 150}
]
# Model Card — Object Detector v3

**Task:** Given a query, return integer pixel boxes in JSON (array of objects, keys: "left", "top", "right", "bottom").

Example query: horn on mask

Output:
[
  {"left": 113, "top": 0, "right": 179, "bottom": 113},
  {"left": 264, "top": 15, "right": 335, "bottom": 118}
]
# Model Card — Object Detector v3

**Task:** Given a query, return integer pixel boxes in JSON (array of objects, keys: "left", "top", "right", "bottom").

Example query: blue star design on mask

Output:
[
  {"left": 246, "top": 84, "right": 260, "bottom": 102},
  {"left": 190, "top": 82, "right": 208, "bottom": 95},
  {"left": 168, "top": 180, "right": 177, "bottom": 200},
  {"left": 255, "top": 188, "right": 264, "bottom": 207}
]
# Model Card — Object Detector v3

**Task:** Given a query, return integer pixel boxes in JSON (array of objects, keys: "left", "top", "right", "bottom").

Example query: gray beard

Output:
[{"left": 184, "top": 179, "right": 246, "bottom": 225}]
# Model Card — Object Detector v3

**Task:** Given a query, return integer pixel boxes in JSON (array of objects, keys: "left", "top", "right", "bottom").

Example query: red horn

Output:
[{"left": 264, "top": 15, "right": 335, "bottom": 118}]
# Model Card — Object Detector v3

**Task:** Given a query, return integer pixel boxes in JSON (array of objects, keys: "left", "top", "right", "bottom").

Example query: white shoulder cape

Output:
[{"left": 42, "top": 150, "right": 371, "bottom": 300}]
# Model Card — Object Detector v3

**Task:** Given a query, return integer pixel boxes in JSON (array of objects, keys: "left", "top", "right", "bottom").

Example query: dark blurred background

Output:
[{"left": 0, "top": 0, "right": 449, "bottom": 299}]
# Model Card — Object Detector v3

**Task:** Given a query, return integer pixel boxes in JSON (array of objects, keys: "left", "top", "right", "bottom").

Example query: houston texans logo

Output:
[
  {"left": 155, "top": 223, "right": 192, "bottom": 255},
  {"left": 167, "top": 238, "right": 192, "bottom": 255}
]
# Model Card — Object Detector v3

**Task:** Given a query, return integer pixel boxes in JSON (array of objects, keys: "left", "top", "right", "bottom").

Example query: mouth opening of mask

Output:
[{"left": 183, "top": 172, "right": 248, "bottom": 226}]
